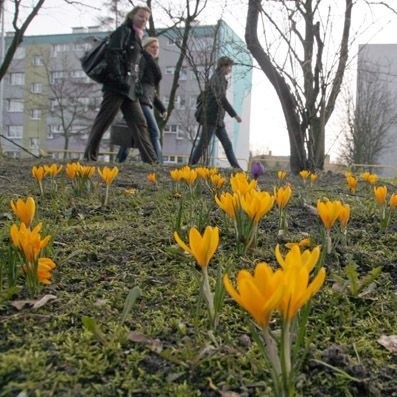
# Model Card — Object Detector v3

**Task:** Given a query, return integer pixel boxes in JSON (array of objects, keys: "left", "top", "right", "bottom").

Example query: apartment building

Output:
[
  {"left": 356, "top": 44, "right": 397, "bottom": 177},
  {"left": 0, "top": 20, "right": 252, "bottom": 168}
]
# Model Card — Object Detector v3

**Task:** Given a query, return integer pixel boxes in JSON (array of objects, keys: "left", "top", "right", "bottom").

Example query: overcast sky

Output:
[{"left": 4, "top": 0, "right": 397, "bottom": 160}]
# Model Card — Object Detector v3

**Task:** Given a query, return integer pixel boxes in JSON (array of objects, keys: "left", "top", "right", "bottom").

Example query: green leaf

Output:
[
  {"left": 81, "top": 316, "right": 107, "bottom": 345},
  {"left": 120, "top": 286, "right": 141, "bottom": 324}
]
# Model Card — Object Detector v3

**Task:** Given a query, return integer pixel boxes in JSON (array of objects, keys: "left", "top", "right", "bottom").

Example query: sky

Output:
[{"left": 4, "top": 0, "right": 397, "bottom": 161}]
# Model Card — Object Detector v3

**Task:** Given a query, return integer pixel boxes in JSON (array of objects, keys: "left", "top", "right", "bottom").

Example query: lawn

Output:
[{"left": 0, "top": 158, "right": 396, "bottom": 397}]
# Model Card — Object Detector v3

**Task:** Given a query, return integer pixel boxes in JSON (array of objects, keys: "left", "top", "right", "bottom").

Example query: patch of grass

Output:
[{"left": 0, "top": 159, "right": 396, "bottom": 396}]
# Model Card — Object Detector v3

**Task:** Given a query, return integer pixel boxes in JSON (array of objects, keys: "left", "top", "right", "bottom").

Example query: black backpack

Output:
[{"left": 80, "top": 36, "right": 110, "bottom": 84}]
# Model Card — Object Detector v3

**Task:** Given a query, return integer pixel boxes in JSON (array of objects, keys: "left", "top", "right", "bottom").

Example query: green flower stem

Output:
[
  {"left": 104, "top": 185, "right": 109, "bottom": 207},
  {"left": 201, "top": 267, "right": 215, "bottom": 326},
  {"left": 326, "top": 228, "right": 332, "bottom": 254},
  {"left": 38, "top": 181, "right": 44, "bottom": 196},
  {"left": 278, "top": 208, "right": 288, "bottom": 236},
  {"left": 262, "top": 327, "right": 282, "bottom": 395},
  {"left": 281, "top": 320, "right": 294, "bottom": 396}
]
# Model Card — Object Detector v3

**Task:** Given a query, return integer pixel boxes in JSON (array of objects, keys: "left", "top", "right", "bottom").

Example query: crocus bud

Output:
[{"left": 250, "top": 161, "right": 265, "bottom": 180}]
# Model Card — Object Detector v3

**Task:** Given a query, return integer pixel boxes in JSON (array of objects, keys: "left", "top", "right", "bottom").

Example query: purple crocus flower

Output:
[{"left": 251, "top": 161, "right": 265, "bottom": 180}]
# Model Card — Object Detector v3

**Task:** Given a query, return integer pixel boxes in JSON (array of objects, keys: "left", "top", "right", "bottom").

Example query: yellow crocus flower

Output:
[
  {"left": 10, "top": 222, "right": 51, "bottom": 264},
  {"left": 224, "top": 262, "right": 285, "bottom": 328},
  {"left": 279, "top": 260, "right": 326, "bottom": 322},
  {"left": 346, "top": 175, "right": 358, "bottom": 194},
  {"left": 361, "top": 172, "right": 371, "bottom": 182},
  {"left": 299, "top": 170, "right": 311, "bottom": 180},
  {"left": 32, "top": 165, "right": 45, "bottom": 181},
  {"left": 389, "top": 193, "right": 397, "bottom": 209},
  {"left": 195, "top": 167, "right": 210, "bottom": 179},
  {"left": 230, "top": 172, "right": 257, "bottom": 195},
  {"left": 173, "top": 226, "right": 219, "bottom": 269},
  {"left": 210, "top": 174, "right": 226, "bottom": 189},
  {"left": 147, "top": 172, "right": 157, "bottom": 184},
  {"left": 367, "top": 173, "right": 378, "bottom": 185},
  {"left": 44, "top": 163, "right": 63, "bottom": 177},
  {"left": 170, "top": 169, "right": 182, "bottom": 182},
  {"left": 79, "top": 165, "right": 95, "bottom": 178},
  {"left": 275, "top": 244, "right": 320, "bottom": 274},
  {"left": 179, "top": 166, "right": 197, "bottom": 186},
  {"left": 10, "top": 196, "right": 35, "bottom": 228},
  {"left": 316, "top": 199, "right": 342, "bottom": 230},
  {"left": 240, "top": 190, "right": 274, "bottom": 223},
  {"left": 284, "top": 238, "right": 311, "bottom": 250},
  {"left": 338, "top": 203, "right": 351, "bottom": 229},
  {"left": 98, "top": 166, "right": 119, "bottom": 186},
  {"left": 374, "top": 186, "right": 387, "bottom": 205},
  {"left": 215, "top": 192, "right": 239, "bottom": 219},
  {"left": 65, "top": 162, "right": 79, "bottom": 180},
  {"left": 310, "top": 174, "right": 318, "bottom": 184},
  {"left": 277, "top": 170, "right": 287, "bottom": 180},
  {"left": 274, "top": 185, "right": 292, "bottom": 209},
  {"left": 37, "top": 257, "right": 56, "bottom": 284}
]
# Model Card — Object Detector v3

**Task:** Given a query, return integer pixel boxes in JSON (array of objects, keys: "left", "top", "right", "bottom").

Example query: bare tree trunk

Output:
[{"left": 245, "top": 0, "right": 306, "bottom": 173}]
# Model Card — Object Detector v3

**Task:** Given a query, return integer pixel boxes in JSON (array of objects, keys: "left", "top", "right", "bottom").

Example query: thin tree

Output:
[
  {"left": 340, "top": 63, "right": 397, "bottom": 166},
  {"left": 245, "top": 0, "right": 397, "bottom": 174}
]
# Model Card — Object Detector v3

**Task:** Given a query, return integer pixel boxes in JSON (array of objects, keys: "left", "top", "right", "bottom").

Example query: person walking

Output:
[
  {"left": 117, "top": 37, "right": 167, "bottom": 163},
  {"left": 83, "top": 6, "right": 157, "bottom": 163},
  {"left": 189, "top": 56, "right": 242, "bottom": 169}
]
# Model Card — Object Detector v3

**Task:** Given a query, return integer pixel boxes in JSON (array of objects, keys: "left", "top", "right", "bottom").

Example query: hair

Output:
[
  {"left": 142, "top": 36, "right": 159, "bottom": 50},
  {"left": 216, "top": 56, "right": 234, "bottom": 69},
  {"left": 125, "top": 5, "right": 151, "bottom": 23}
]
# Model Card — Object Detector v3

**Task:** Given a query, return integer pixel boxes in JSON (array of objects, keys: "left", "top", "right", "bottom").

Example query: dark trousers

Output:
[
  {"left": 189, "top": 123, "right": 241, "bottom": 168},
  {"left": 84, "top": 91, "right": 157, "bottom": 163}
]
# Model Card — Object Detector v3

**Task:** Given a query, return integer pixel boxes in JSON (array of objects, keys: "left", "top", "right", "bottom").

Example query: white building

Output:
[{"left": 357, "top": 44, "right": 397, "bottom": 177}]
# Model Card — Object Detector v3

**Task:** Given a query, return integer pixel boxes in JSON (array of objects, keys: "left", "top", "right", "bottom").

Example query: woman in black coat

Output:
[
  {"left": 117, "top": 37, "right": 167, "bottom": 163},
  {"left": 189, "top": 56, "right": 242, "bottom": 169},
  {"left": 83, "top": 6, "right": 157, "bottom": 163}
]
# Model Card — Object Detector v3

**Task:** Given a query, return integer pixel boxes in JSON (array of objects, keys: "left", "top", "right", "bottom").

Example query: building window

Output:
[
  {"left": 70, "top": 125, "right": 85, "bottom": 134},
  {"left": 165, "top": 66, "right": 175, "bottom": 75},
  {"left": 164, "top": 124, "right": 180, "bottom": 134},
  {"left": 7, "top": 99, "right": 24, "bottom": 112},
  {"left": 49, "top": 124, "right": 62, "bottom": 133},
  {"left": 78, "top": 97, "right": 90, "bottom": 110},
  {"left": 32, "top": 55, "right": 44, "bottom": 66},
  {"left": 53, "top": 44, "right": 69, "bottom": 53},
  {"left": 9, "top": 73, "right": 25, "bottom": 85},
  {"left": 31, "top": 83, "right": 43, "bottom": 93},
  {"left": 30, "top": 138, "right": 39, "bottom": 149},
  {"left": 7, "top": 125, "right": 23, "bottom": 139},
  {"left": 176, "top": 129, "right": 185, "bottom": 140},
  {"left": 175, "top": 96, "right": 186, "bottom": 109},
  {"left": 71, "top": 70, "right": 86, "bottom": 79},
  {"left": 180, "top": 67, "right": 188, "bottom": 81},
  {"left": 14, "top": 47, "right": 25, "bottom": 60},
  {"left": 73, "top": 42, "right": 91, "bottom": 52},
  {"left": 167, "top": 38, "right": 182, "bottom": 46},
  {"left": 51, "top": 71, "right": 68, "bottom": 83},
  {"left": 31, "top": 109, "right": 42, "bottom": 120},
  {"left": 4, "top": 151, "right": 20, "bottom": 158}
]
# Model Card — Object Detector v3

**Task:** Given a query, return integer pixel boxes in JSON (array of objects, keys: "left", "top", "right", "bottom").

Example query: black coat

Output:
[
  {"left": 201, "top": 69, "right": 237, "bottom": 127},
  {"left": 138, "top": 51, "right": 166, "bottom": 114},
  {"left": 103, "top": 22, "right": 143, "bottom": 101}
]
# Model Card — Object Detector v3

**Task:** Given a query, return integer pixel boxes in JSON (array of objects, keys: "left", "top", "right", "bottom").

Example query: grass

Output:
[{"left": 0, "top": 158, "right": 396, "bottom": 397}]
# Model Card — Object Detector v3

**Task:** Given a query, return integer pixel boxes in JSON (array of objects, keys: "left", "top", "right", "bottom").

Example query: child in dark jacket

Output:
[{"left": 116, "top": 37, "right": 167, "bottom": 163}]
